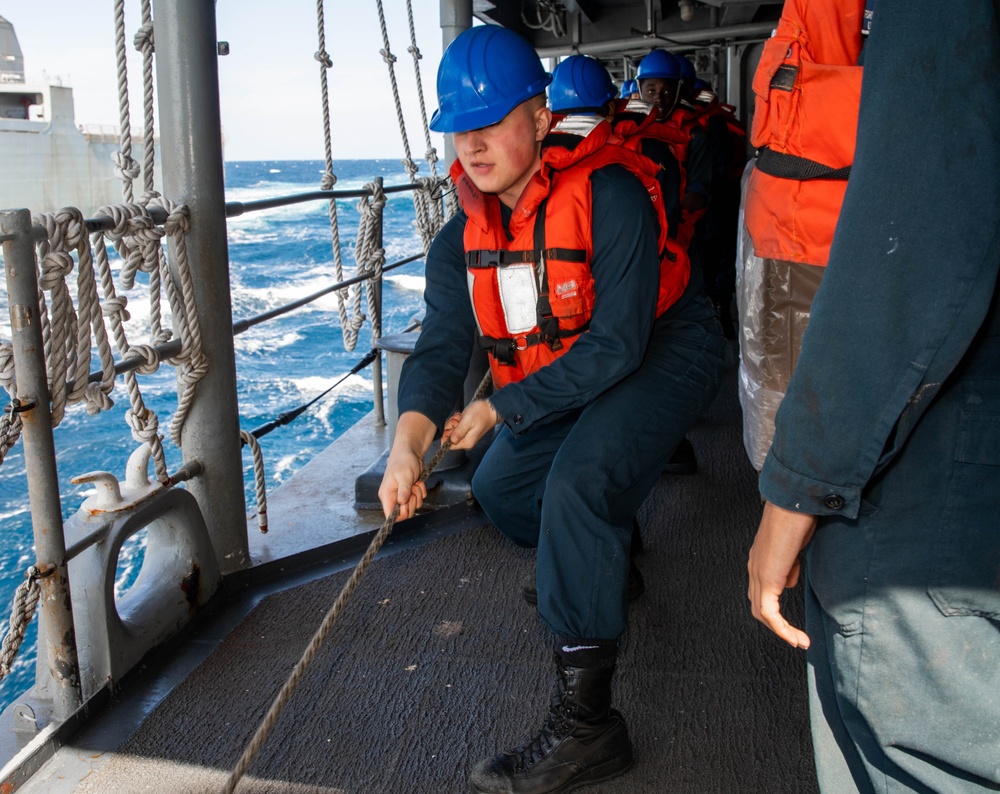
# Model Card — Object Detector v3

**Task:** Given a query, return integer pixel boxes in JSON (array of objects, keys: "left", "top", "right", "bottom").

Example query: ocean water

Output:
[{"left": 0, "top": 159, "right": 431, "bottom": 711}]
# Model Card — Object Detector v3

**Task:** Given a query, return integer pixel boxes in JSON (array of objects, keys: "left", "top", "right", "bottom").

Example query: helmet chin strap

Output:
[{"left": 658, "top": 94, "right": 679, "bottom": 120}]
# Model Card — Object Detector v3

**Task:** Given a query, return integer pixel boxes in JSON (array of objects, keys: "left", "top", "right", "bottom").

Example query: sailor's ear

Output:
[{"left": 535, "top": 106, "right": 552, "bottom": 141}]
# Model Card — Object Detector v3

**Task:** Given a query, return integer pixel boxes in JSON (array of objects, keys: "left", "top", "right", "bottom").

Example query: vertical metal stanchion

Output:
[
  {"left": 371, "top": 177, "right": 386, "bottom": 426},
  {"left": 439, "top": 0, "right": 472, "bottom": 168},
  {"left": 152, "top": 0, "right": 250, "bottom": 573},
  {"left": 1, "top": 209, "right": 82, "bottom": 721}
]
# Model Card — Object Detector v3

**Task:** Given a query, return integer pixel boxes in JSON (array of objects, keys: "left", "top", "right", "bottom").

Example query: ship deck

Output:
[{"left": 18, "top": 348, "right": 818, "bottom": 793}]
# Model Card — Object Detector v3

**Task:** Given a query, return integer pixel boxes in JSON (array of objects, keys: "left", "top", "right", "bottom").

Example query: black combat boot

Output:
[{"left": 469, "top": 654, "right": 633, "bottom": 794}]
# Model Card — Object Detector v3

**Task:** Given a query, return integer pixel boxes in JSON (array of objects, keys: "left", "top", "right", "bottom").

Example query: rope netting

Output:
[{"left": 312, "top": 0, "right": 454, "bottom": 355}]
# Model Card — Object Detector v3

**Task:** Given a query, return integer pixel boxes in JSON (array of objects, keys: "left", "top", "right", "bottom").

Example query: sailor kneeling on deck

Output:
[{"left": 379, "top": 26, "right": 725, "bottom": 794}]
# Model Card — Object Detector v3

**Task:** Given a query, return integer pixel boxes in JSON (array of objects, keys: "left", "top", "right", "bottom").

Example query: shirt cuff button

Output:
[{"left": 823, "top": 494, "right": 845, "bottom": 510}]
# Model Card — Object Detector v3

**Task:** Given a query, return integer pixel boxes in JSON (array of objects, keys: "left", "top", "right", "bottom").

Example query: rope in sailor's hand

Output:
[{"left": 222, "top": 372, "right": 492, "bottom": 793}]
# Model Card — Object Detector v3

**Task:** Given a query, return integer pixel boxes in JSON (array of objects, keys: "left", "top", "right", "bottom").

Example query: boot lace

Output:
[{"left": 507, "top": 676, "right": 575, "bottom": 771}]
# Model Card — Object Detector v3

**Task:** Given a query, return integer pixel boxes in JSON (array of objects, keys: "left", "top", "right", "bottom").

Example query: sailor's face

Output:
[
  {"left": 454, "top": 99, "right": 551, "bottom": 208},
  {"left": 639, "top": 78, "right": 679, "bottom": 119}
]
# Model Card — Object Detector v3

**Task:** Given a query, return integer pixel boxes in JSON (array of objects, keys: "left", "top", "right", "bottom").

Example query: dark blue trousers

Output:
[{"left": 472, "top": 292, "right": 725, "bottom": 640}]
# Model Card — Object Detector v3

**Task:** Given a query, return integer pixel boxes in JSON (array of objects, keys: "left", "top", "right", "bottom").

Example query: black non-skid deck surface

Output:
[{"left": 76, "top": 361, "right": 818, "bottom": 793}]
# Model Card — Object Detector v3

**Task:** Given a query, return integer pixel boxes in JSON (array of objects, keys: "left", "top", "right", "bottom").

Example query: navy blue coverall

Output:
[
  {"left": 759, "top": 1, "right": 1000, "bottom": 790},
  {"left": 398, "top": 165, "right": 725, "bottom": 642}
]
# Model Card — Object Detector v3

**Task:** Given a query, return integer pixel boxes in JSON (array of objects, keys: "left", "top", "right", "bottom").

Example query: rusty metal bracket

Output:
[{"left": 3, "top": 399, "right": 36, "bottom": 415}]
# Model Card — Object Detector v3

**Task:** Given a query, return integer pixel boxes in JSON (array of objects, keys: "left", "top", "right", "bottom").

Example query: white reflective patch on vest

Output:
[
  {"left": 552, "top": 115, "right": 603, "bottom": 137},
  {"left": 497, "top": 264, "right": 538, "bottom": 335},
  {"left": 624, "top": 98, "right": 654, "bottom": 114}
]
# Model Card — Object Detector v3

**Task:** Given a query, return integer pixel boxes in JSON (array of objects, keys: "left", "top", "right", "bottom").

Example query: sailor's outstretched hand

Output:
[
  {"left": 441, "top": 399, "right": 499, "bottom": 451},
  {"left": 378, "top": 411, "right": 435, "bottom": 521},
  {"left": 747, "top": 500, "right": 817, "bottom": 649}
]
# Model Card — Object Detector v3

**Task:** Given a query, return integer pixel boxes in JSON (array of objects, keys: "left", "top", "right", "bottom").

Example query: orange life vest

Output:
[
  {"left": 453, "top": 114, "right": 689, "bottom": 388},
  {"left": 744, "top": 0, "right": 865, "bottom": 266},
  {"left": 612, "top": 98, "right": 710, "bottom": 250}
]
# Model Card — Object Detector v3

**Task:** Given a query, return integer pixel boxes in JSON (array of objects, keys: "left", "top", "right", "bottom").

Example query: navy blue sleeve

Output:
[
  {"left": 489, "top": 165, "right": 661, "bottom": 433},
  {"left": 759, "top": 0, "right": 1000, "bottom": 517},
  {"left": 396, "top": 211, "right": 477, "bottom": 430}
]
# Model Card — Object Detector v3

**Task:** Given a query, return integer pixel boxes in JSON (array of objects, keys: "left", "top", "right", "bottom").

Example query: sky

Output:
[{"left": 5, "top": 0, "right": 446, "bottom": 162}]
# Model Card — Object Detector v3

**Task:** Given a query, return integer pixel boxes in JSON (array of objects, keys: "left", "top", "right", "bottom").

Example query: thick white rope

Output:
[
  {"left": 112, "top": 0, "right": 140, "bottom": 203},
  {"left": 314, "top": 0, "right": 365, "bottom": 352},
  {"left": 403, "top": 0, "right": 447, "bottom": 235},
  {"left": 355, "top": 182, "right": 388, "bottom": 345},
  {"left": 135, "top": 0, "right": 156, "bottom": 195},
  {"left": 146, "top": 195, "right": 209, "bottom": 445},
  {"left": 0, "top": 341, "right": 23, "bottom": 465},
  {"left": 239, "top": 431, "right": 268, "bottom": 533},
  {"left": 0, "top": 566, "right": 48, "bottom": 680},
  {"left": 372, "top": 0, "right": 440, "bottom": 252}
]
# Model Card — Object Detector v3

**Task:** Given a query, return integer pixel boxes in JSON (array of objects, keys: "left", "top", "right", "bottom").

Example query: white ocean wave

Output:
[
  {"left": 386, "top": 274, "right": 426, "bottom": 292},
  {"left": 234, "top": 329, "right": 303, "bottom": 354}
]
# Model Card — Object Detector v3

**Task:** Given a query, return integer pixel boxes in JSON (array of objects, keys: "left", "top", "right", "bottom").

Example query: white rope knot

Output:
[
  {"left": 163, "top": 204, "right": 191, "bottom": 236},
  {"left": 124, "top": 343, "right": 161, "bottom": 375},
  {"left": 425, "top": 146, "right": 439, "bottom": 166},
  {"left": 380, "top": 47, "right": 397, "bottom": 65},
  {"left": 320, "top": 171, "right": 338, "bottom": 190},
  {"left": 83, "top": 382, "right": 115, "bottom": 415},
  {"left": 55, "top": 207, "right": 87, "bottom": 249},
  {"left": 39, "top": 251, "right": 75, "bottom": 289},
  {"left": 101, "top": 295, "right": 131, "bottom": 322},
  {"left": 407, "top": 44, "right": 422, "bottom": 60},
  {"left": 125, "top": 213, "right": 166, "bottom": 245},
  {"left": 133, "top": 21, "right": 154, "bottom": 54},
  {"left": 112, "top": 150, "right": 142, "bottom": 181},
  {"left": 179, "top": 354, "right": 209, "bottom": 385},
  {"left": 314, "top": 50, "right": 333, "bottom": 68},
  {"left": 125, "top": 406, "right": 160, "bottom": 443},
  {"left": 96, "top": 204, "right": 133, "bottom": 238},
  {"left": 402, "top": 158, "right": 419, "bottom": 179}
]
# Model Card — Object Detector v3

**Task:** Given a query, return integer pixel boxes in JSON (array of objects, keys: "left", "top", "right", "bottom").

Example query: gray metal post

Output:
[
  {"left": 371, "top": 177, "right": 385, "bottom": 425},
  {"left": 1, "top": 209, "right": 82, "bottom": 720},
  {"left": 439, "top": 0, "right": 472, "bottom": 167},
  {"left": 151, "top": 0, "right": 249, "bottom": 573}
]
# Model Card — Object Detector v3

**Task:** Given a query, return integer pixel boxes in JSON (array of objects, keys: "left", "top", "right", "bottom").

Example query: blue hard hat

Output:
[
  {"left": 619, "top": 79, "right": 638, "bottom": 99},
  {"left": 693, "top": 78, "right": 711, "bottom": 93},
  {"left": 636, "top": 49, "right": 682, "bottom": 81},
  {"left": 549, "top": 55, "right": 616, "bottom": 113},
  {"left": 677, "top": 56, "right": 697, "bottom": 81},
  {"left": 430, "top": 26, "right": 552, "bottom": 133}
]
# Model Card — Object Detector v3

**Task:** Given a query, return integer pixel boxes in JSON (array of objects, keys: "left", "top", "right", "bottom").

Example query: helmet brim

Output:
[{"left": 430, "top": 76, "right": 552, "bottom": 133}]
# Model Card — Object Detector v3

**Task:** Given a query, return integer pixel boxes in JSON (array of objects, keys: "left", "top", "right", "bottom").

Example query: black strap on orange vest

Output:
[{"left": 755, "top": 145, "right": 852, "bottom": 181}]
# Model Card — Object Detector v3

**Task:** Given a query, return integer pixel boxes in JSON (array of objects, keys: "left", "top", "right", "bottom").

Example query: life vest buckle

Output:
[{"left": 468, "top": 249, "right": 504, "bottom": 268}]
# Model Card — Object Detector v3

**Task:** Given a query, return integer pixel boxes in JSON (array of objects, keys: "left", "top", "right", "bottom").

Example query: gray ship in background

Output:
[{"left": 0, "top": 15, "right": 159, "bottom": 215}]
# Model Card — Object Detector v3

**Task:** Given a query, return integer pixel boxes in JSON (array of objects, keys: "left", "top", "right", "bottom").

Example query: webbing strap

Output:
[
  {"left": 466, "top": 247, "right": 587, "bottom": 267},
  {"left": 755, "top": 146, "right": 852, "bottom": 181}
]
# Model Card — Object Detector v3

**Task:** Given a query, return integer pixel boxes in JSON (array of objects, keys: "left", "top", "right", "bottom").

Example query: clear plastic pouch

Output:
[{"left": 497, "top": 263, "right": 539, "bottom": 335}]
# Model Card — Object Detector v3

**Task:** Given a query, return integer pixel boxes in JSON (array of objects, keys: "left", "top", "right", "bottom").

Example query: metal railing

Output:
[{"left": 1, "top": 175, "right": 438, "bottom": 724}]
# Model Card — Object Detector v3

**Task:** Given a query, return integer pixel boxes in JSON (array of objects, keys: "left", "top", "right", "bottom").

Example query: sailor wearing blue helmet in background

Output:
[
  {"left": 378, "top": 24, "right": 725, "bottom": 794},
  {"left": 548, "top": 54, "right": 616, "bottom": 116}
]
